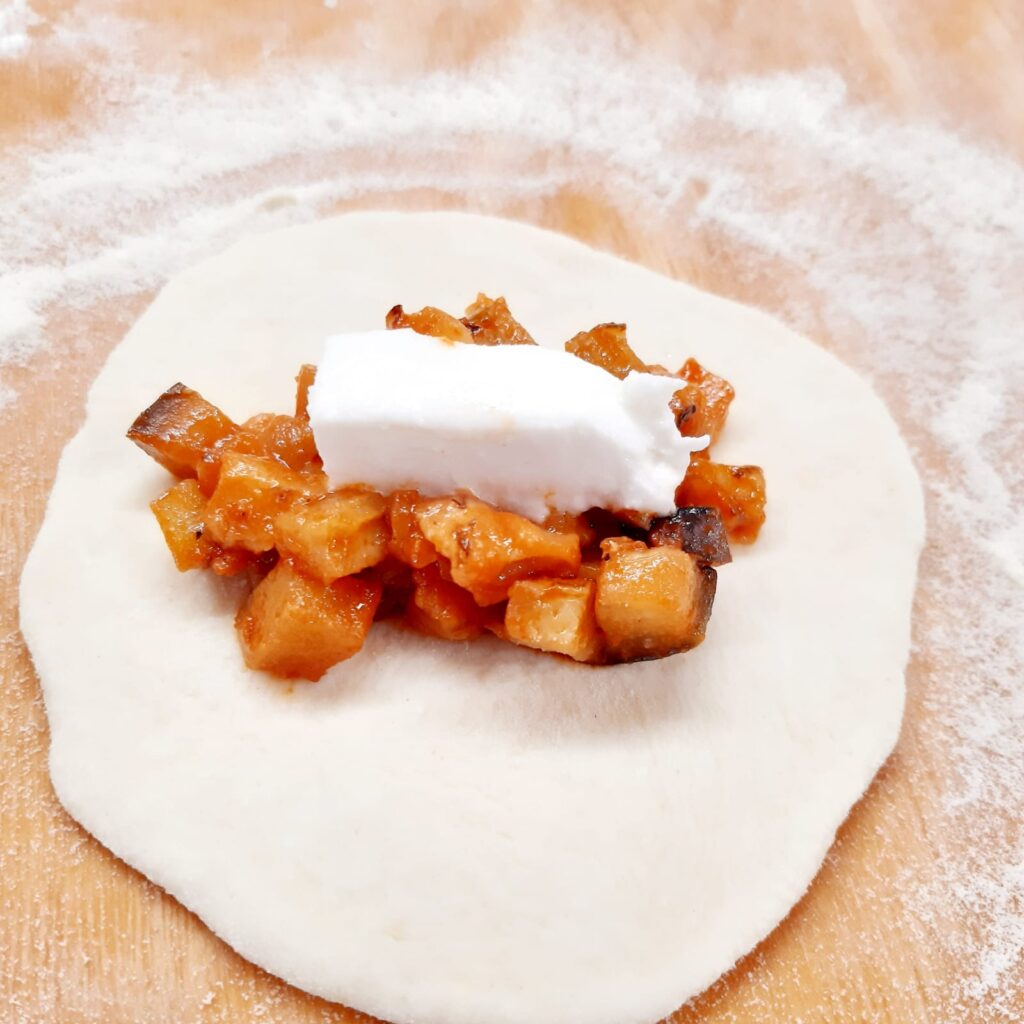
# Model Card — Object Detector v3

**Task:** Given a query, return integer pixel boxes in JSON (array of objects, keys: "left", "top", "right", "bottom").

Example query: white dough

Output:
[{"left": 20, "top": 212, "right": 924, "bottom": 1024}]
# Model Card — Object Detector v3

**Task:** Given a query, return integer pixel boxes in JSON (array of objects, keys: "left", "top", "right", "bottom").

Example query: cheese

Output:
[{"left": 308, "top": 329, "right": 707, "bottom": 521}]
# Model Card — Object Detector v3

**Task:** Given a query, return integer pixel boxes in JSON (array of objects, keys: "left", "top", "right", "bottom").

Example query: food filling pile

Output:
[{"left": 128, "top": 295, "right": 766, "bottom": 679}]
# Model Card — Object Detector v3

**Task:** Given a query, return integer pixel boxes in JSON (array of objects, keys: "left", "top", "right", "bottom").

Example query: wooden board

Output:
[{"left": 2, "top": 2, "right": 1022, "bottom": 1022}]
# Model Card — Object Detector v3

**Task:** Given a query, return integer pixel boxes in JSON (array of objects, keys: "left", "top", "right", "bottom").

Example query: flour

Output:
[
  {"left": 0, "top": 0, "right": 38, "bottom": 59},
  {"left": 1, "top": 4, "right": 1022, "bottom": 1022}
]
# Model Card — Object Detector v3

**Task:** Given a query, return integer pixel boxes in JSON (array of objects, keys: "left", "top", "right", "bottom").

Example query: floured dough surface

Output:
[{"left": 20, "top": 212, "right": 924, "bottom": 1024}]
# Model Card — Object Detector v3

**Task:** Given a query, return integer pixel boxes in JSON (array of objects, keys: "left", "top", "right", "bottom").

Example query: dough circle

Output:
[{"left": 20, "top": 212, "right": 924, "bottom": 1024}]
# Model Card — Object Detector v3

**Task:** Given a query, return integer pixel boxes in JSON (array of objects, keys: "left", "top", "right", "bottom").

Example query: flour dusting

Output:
[
  {"left": 0, "top": 0, "right": 39, "bottom": 59},
  {"left": 1, "top": 3, "right": 1022, "bottom": 1022}
]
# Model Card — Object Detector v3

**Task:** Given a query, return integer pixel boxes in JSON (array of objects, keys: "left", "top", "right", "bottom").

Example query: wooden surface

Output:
[{"left": 2, "top": 3, "right": 1022, "bottom": 1023}]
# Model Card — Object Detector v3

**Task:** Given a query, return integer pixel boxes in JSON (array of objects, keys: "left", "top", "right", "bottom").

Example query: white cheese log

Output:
[{"left": 309, "top": 329, "right": 706, "bottom": 521}]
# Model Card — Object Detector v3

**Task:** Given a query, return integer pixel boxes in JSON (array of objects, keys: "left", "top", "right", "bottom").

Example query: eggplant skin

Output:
[{"left": 648, "top": 506, "right": 732, "bottom": 566}]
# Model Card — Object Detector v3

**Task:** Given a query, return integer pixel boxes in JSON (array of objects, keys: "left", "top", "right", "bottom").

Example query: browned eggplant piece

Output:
[
  {"left": 648, "top": 506, "right": 732, "bottom": 566},
  {"left": 505, "top": 577, "right": 603, "bottom": 663},
  {"left": 611, "top": 508, "right": 656, "bottom": 531},
  {"left": 127, "top": 383, "right": 237, "bottom": 478},
  {"left": 676, "top": 358, "right": 735, "bottom": 443},
  {"left": 582, "top": 507, "right": 649, "bottom": 547},
  {"left": 386, "top": 303, "right": 475, "bottom": 343},
  {"left": 595, "top": 538, "right": 717, "bottom": 661},
  {"left": 236, "top": 559, "right": 381, "bottom": 681},
  {"left": 565, "top": 322, "right": 647, "bottom": 379},
  {"left": 669, "top": 382, "right": 709, "bottom": 438},
  {"left": 460, "top": 293, "right": 536, "bottom": 346},
  {"left": 415, "top": 496, "right": 581, "bottom": 606},
  {"left": 150, "top": 479, "right": 215, "bottom": 571},
  {"left": 675, "top": 460, "right": 767, "bottom": 543}
]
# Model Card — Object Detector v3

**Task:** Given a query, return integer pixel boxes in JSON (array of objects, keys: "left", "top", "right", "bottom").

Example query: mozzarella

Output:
[{"left": 308, "top": 329, "right": 706, "bottom": 521}]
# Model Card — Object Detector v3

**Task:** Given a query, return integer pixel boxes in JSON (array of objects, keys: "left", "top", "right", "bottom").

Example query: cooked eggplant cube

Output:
[
  {"left": 128, "top": 382, "right": 236, "bottom": 477},
  {"left": 150, "top": 478, "right": 214, "bottom": 571},
  {"left": 675, "top": 461, "right": 766, "bottom": 543},
  {"left": 205, "top": 453, "right": 319, "bottom": 553},
  {"left": 460, "top": 293, "right": 536, "bottom": 346},
  {"left": 595, "top": 538, "right": 717, "bottom": 661},
  {"left": 407, "top": 562, "right": 491, "bottom": 640},
  {"left": 565, "top": 322, "right": 647, "bottom": 379},
  {"left": 505, "top": 578, "right": 603, "bottom": 663},
  {"left": 416, "top": 497, "right": 581, "bottom": 605},
  {"left": 236, "top": 560, "right": 381, "bottom": 680},
  {"left": 275, "top": 489, "right": 388, "bottom": 583},
  {"left": 648, "top": 506, "right": 732, "bottom": 566}
]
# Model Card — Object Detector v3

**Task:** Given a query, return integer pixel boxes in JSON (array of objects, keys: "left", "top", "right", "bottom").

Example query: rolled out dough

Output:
[{"left": 20, "top": 212, "right": 924, "bottom": 1024}]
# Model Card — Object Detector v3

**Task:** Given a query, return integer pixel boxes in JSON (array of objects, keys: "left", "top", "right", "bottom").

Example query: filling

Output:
[{"left": 128, "top": 293, "right": 766, "bottom": 679}]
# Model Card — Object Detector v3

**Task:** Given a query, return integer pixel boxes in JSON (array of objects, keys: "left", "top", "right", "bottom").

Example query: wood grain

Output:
[{"left": 1, "top": 2, "right": 1021, "bottom": 1023}]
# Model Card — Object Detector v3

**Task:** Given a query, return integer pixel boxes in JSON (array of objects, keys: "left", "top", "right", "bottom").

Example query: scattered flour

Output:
[
  {"left": 1, "top": 3, "right": 1022, "bottom": 1022},
  {"left": 0, "top": 0, "right": 39, "bottom": 59}
]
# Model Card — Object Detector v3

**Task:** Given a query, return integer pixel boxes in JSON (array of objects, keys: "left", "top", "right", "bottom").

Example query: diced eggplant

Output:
[
  {"left": 595, "top": 538, "right": 717, "bottom": 661},
  {"left": 127, "top": 382, "right": 236, "bottom": 478},
  {"left": 648, "top": 506, "right": 732, "bottom": 566}
]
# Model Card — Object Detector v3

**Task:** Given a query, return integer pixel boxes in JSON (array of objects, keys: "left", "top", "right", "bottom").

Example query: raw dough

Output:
[{"left": 20, "top": 212, "right": 924, "bottom": 1024}]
